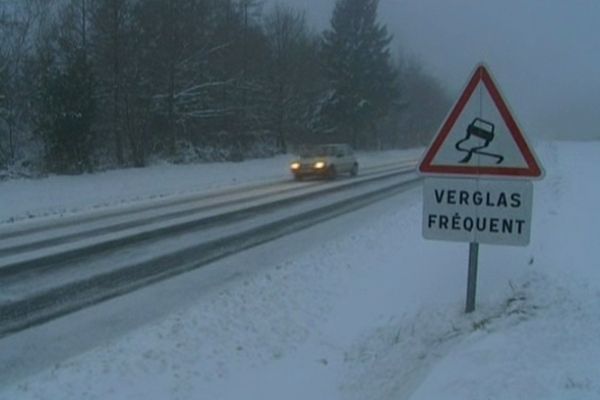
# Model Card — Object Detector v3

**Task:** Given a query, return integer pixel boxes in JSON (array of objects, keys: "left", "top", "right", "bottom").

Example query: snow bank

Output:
[{"left": 409, "top": 141, "right": 600, "bottom": 399}]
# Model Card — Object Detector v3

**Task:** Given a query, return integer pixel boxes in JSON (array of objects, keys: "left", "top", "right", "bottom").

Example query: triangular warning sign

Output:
[{"left": 419, "top": 63, "right": 544, "bottom": 179}]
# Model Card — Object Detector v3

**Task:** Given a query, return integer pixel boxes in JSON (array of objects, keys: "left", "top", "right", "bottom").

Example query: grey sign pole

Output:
[{"left": 465, "top": 242, "right": 479, "bottom": 313}]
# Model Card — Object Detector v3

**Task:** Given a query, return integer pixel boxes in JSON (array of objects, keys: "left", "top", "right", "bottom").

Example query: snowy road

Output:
[
  {"left": 0, "top": 161, "right": 419, "bottom": 337},
  {"left": 0, "top": 162, "right": 410, "bottom": 263}
]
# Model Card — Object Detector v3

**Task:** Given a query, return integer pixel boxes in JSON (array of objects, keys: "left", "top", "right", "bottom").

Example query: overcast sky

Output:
[{"left": 273, "top": 0, "right": 600, "bottom": 140}]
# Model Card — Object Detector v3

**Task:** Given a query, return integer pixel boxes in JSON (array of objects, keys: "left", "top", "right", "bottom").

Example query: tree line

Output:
[{"left": 0, "top": 0, "right": 450, "bottom": 176}]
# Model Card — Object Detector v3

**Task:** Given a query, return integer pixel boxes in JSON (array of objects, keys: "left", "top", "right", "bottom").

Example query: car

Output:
[{"left": 290, "top": 144, "right": 359, "bottom": 180}]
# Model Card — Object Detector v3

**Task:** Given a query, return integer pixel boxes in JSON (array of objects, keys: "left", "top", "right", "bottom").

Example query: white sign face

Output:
[
  {"left": 428, "top": 85, "right": 528, "bottom": 169},
  {"left": 423, "top": 178, "right": 533, "bottom": 246}
]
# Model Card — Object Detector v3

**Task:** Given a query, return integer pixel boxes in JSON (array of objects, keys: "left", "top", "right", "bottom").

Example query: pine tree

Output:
[
  {"left": 37, "top": 49, "right": 95, "bottom": 174},
  {"left": 35, "top": 0, "right": 96, "bottom": 174},
  {"left": 321, "top": 0, "right": 398, "bottom": 149}
]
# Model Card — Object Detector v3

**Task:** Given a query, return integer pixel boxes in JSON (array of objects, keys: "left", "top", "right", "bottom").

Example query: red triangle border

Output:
[{"left": 419, "top": 64, "right": 543, "bottom": 178}]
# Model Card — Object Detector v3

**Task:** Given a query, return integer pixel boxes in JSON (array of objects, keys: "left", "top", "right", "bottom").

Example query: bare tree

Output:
[
  {"left": 0, "top": 0, "right": 45, "bottom": 168},
  {"left": 263, "top": 3, "right": 318, "bottom": 152},
  {"left": 90, "top": 0, "right": 136, "bottom": 165}
]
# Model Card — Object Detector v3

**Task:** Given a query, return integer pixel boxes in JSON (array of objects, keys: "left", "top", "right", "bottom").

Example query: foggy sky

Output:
[{"left": 274, "top": 0, "right": 600, "bottom": 140}]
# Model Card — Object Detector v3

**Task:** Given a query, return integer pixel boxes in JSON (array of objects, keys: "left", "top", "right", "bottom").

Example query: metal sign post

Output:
[{"left": 465, "top": 242, "right": 479, "bottom": 313}]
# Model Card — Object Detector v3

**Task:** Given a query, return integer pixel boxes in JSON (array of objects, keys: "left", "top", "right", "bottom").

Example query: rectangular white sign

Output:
[{"left": 423, "top": 178, "right": 533, "bottom": 246}]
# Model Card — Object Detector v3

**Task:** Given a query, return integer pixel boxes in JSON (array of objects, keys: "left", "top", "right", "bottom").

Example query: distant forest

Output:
[{"left": 0, "top": 0, "right": 450, "bottom": 176}]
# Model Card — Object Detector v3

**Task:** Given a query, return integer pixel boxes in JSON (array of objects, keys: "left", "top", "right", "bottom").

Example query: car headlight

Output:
[
  {"left": 314, "top": 161, "right": 326, "bottom": 169},
  {"left": 290, "top": 162, "right": 300, "bottom": 170}
]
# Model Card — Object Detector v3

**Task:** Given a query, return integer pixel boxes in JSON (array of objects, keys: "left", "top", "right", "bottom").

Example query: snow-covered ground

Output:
[{"left": 0, "top": 141, "right": 598, "bottom": 399}]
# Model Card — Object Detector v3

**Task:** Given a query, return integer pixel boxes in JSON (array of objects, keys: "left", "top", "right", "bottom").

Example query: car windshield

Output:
[{"left": 299, "top": 145, "right": 339, "bottom": 158}]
